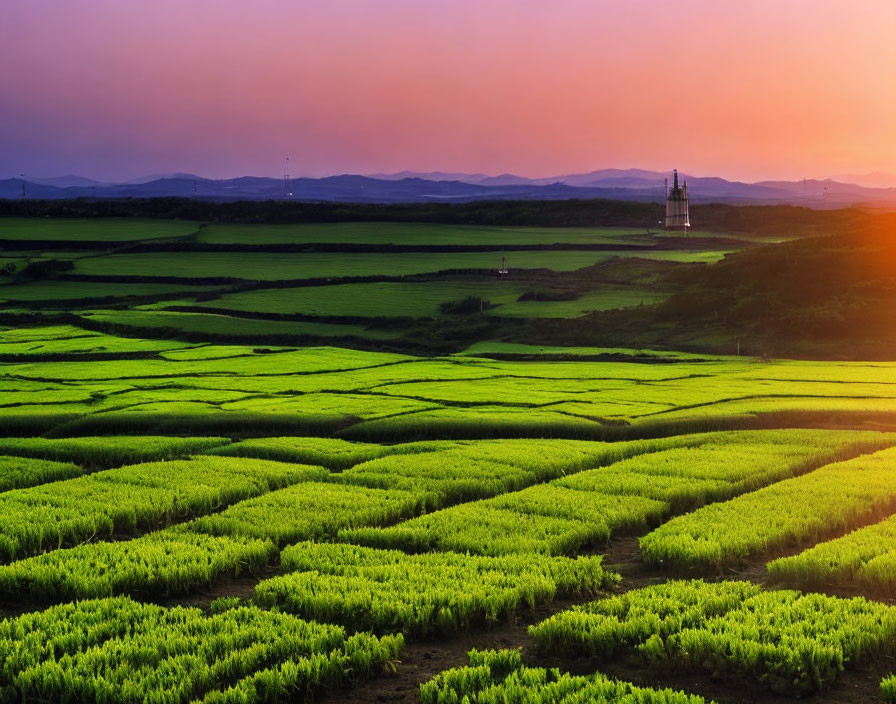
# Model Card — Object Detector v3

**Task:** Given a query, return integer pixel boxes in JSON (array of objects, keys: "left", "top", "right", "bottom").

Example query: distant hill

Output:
[
  {"left": 3, "top": 169, "right": 896, "bottom": 206},
  {"left": 831, "top": 171, "right": 896, "bottom": 189},
  {"left": 24, "top": 175, "right": 105, "bottom": 188}
]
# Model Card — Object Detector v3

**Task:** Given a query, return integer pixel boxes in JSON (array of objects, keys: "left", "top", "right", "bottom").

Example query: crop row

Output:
[
  {"left": 529, "top": 579, "right": 896, "bottom": 694},
  {"left": 0, "top": 596, "right": 402, "bottom": 703},
  {"left": 254, "top": 542, "right": 614, "bottom": 635},
  {"left": 768, "top": 512, "right": 896, "bottom": 592},
  {"left": 343, "top": 488, "right": 664, "bottom": 556},
  {"left": 557, "top": 436, "right": 848, "bottom": 511},
  {"left": 0, "top": 528, "right": 276, "bottom": 600},
  {"left": 419, "top": 648, "right": 707, "bottom": 704},
  {"left": 640, "top": 446, "right": 896, "bottom": 569},
  {"left": 337, "top": 436, "right": 698, "bottom": 507},
  {"left": 0, "top": 431, "right": 884, "bottom": 605},
  {"left": 342, "top": 431, "right": 877, "bottom": 557},
  {"left": 0, "top": 456, "right": 327, "bottom": 561},
  {"left": 206, "top": 435, "right": 448, "bottom": 470},
  {"left": 0, "top": 435, "right": 229, "bottom": 469},
  {"left": 191, "top": 481, "right": 425, "bottom": 545},
  {"left": 0, "top": 455, "right": 82, "bottom": 492},
  {"left": 0, "top": 480, "right": 422, "bottom": 601},
  {"left": 0, "top": 438, "right": 662, "bottom": 600}
]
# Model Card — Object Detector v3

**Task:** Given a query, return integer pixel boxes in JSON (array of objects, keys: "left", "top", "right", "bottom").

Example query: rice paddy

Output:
[{"left": 2, "top": 215, "right": 895, "bottom": 703}]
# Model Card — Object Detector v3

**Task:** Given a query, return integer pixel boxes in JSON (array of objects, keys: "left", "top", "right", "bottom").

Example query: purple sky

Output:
[{"left": 3, "top": 0, "right": 895, "bottom": 182}]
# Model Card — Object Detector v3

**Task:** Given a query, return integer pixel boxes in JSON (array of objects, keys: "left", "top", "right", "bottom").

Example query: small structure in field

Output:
[
  {"left": 664, "top": 169, "right": 690, "bottom": 232},
  {"left": 498, "top": 256, "right": 509, "bottom": 276}
]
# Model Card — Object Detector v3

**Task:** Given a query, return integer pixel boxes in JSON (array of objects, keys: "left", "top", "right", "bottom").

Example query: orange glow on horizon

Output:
[{"left": 1, "top": 0, "right": 895, "bottom": 182}]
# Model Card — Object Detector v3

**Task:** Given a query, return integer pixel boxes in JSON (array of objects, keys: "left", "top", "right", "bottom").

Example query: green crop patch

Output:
[
  {"left": 0, "top": 456, "right": 327, "bottom": 561},
  {"left": 0, "top": 455, "right": 82, "bottom": 491},
  {"left": 343, "top": 502, "right": 629, "bottom": 556},
  {"left": 83, "top": 310, "right": 401, "bottom": 340},
  {"left": 342, "top": 480, "right": 666, "bottom": 557},
  {"left": 0, "top": 280, "right": 221, "bottom": 303},
  {"left": 640, "top": 446, "right": 896, "bottom": 569},
  {"left": 768, "top": 513, "right": 896, "bottom": 592},
  {"left": 45, "top": 412, "right": 355, "bottom": 439},
  {"left": 0, "top": 217, "right": 200, "bottom": 241},
  {"left": 0, "top": 597, "right": 402, "bottom": 703},
  {"left": 207, "top": 436, "right": 445, "bottom": 470},
  {"left": 492, "top": 286, "right": 669, "bottom": 318},
  {"left": 189, "top": 481, "right": 423, "bottom": 546},
  {"left": 196, "top": 222, "right": 654, "bottom": 246},
  {"left": 0, "top": 325, "right": 104, "bottom": 342},
  {"left": 339, "top": 438, "right": 670, "bottom": 506},
  {"left": 254, "top": 542, "right": 614, "bottom": 635},
  {"left": 0, "top": 435, "right": 230, "bottom": 469},
  {"left": 420, "top": 649, "right": 709, "bottom": 704},
  {"left": 0, "top": 331, "right": 192, "bottom": 357},
  {"left": 219, "top": 391, "right": 438, "bottom": 420},
  {"left": 556, "top": 429, "right": 886, "bottom": 512},
  {"left": 340, "top": 406, "right": 609, "bottom": 441},
  {"left": 0, "top": 527, "right": 276, "bottom": 600},
  {"left": 884, "top": 675, "right": 896, "bottom": 703},
  {"left": 197, "top": 281, "right": 529, "bottom": 318},
  {"left": 345, "top": 431, "right": 883, "bottom": 557},
  {"left": 529, "top": 580, "right": 896, "bottom": 694},
  {"left": 73, "top": 249, "right": 701, "bottom": 280},
  {"left": 6, "top": 344, "right": 412, "bottom": 380}
]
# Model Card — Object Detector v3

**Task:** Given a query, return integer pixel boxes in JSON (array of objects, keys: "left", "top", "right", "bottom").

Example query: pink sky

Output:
[{"left": 2, "top": 0, "right": 895, "bottom": 182}]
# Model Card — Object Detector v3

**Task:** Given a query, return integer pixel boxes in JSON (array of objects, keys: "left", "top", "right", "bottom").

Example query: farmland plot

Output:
[{"left": 530, "top": 580, "right": 896, "bottom": 694}]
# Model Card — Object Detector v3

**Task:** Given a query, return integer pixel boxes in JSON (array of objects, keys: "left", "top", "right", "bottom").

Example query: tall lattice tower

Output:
[{"left": 664, "top": 169, "right": 690, "bottom": 231}]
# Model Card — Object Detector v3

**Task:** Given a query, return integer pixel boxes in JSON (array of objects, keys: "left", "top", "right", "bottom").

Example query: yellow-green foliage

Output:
[
  {"left": 255, "top": 542, "right": 614, "bottom": 635},
  {"left": 206, "top": 435, "right": 443, "bottom": 470},
  {"left": 0, "top": 528, "right": 276, "bottom": 600},
  {"left": 640, "top": 447, "right": 896, "bottom": 568},
  {"left": 529, "top": 580, "right": 896, "bottom": 694},
  {"left": 339, "top": 498, "right": 644, "bottom": 555},
  {"left": 343, "top": 430, "right": 872, "bottom": 558},
  {"left": 190, "top": 481, "right": 423, "bottom": 546},
  {"left": 339, "top": 437, "right": 676, "bottom": 507},
  {"left": 768, "top": 513, "right": 896, "bottom": 591},
  {"left": 883, "top": 675, "right": 896, "bottom": 703},
  {"left": 0, "top": 457, "right": 327, "bottom": 561},
  {"left": 0, "top": 455, "right": 82, "bottom": 491},
  {"left": 0, "top": 597, "right": 403, "bottom": 703},
  {"left": 0, "top": 435, "right": 230, "bottom": 469},
  {"left": 420, "top": 649, "right": 709, "bottom": 704}
]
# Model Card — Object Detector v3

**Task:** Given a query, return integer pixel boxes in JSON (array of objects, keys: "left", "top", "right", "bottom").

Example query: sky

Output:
[{"left": 1, "top": 0, "right": 895, "bottom": 183}]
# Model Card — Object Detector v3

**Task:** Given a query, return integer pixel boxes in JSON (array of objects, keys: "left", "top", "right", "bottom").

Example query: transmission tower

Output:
[{"left": 284, "top": 156, "right": 292, "bottom": 197}]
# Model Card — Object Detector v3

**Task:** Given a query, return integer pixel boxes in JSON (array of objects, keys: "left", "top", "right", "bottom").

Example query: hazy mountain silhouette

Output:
[{"left": 3, "top": 169, "right": 895, "bottom": 206}]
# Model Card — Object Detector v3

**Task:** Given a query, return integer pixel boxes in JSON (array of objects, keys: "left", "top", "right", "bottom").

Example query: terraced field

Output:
[
  {"left": 4, "top": 217, "right": 896, "bottom": 703},
  {"left": 0, "top": 217, "right": 744, "bottom": 343}
]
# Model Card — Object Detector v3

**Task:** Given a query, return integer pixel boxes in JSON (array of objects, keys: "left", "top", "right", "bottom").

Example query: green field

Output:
[
  {"left": 0, "top": 280, "right": 218, "bottom": 302},
  {"left": 197, "top": 222, "right": 659, "bottom": 245},
  {"left": 81, "top": 310, "right": 401, "bottom": 339},
  {"left": 3, "top": 215, "right": 896, "bottom": 704},
  {"left": 191, "top": 281, "right": 666, "bottom": 318},
  {"left": 0, "top": 217, "right": 199, "bottom": 241},
  {"left": 73, "top": 249, "right": 731, "bottom": 280}
]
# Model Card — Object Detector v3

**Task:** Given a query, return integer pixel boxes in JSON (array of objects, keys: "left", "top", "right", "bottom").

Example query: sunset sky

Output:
[{"left": 2, "top": 0, "right": 895, "bottom": 183}]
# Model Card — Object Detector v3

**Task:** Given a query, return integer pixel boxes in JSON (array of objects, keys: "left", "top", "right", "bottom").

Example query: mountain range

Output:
[{"left": 3, "top": 169, "right": 896, "bottom": 206}]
